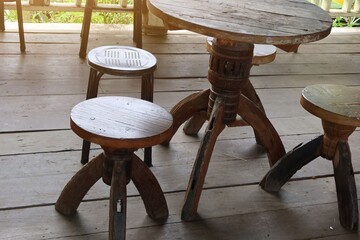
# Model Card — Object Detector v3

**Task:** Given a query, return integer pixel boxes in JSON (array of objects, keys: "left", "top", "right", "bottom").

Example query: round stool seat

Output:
[
  {"left": 71, "top": 96, "right": 173, "bottom": 149},
  {"left": 87, "top": 46, "right": 157, "bottom": 75},
  {"left": 205, "top": 37, "right": 277, "bottom": 65},
  {"left": 301, "top": 84, "right": 360, "bottom": 127}
]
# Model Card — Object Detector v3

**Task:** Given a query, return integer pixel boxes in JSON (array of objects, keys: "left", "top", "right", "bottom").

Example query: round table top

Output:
[
  {"left": 147, "top": 0, "right": 332, "bottom": 45},
  {"left": 301, "top": 84, "right": 360, "bottom": 127}
]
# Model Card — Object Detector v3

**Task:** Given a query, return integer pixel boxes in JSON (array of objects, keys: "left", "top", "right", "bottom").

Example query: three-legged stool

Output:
[
  {"left": 261, "top": 84, "right": 360, "bottom": 230},
  {"left": 55, "top": 96, "right": 173, "bottom": 240},
  {"left": 81, "top": 46, "right": 157, "bottom": 166}
]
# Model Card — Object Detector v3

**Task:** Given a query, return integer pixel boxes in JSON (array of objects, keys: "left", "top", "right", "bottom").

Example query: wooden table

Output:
[{"left": 147, "top": 0, "right": 333, "bottom": 221}]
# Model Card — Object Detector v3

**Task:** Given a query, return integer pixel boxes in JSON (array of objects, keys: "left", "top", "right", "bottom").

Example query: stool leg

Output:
[
  {"left": 131, "top": 154, "right": 168, "bottom": 219},
  {"left": 81, "top": 69, "right": 103, "bottom": 164},
  {"left": 109, "top": 160, "right": 129, "bottom": 240},
  {"left": 55, "top": 153, "right": 104, "bottom": 215},
  {"left": 333, "top": 141, "right": 358, "bottom": 230},
  {"left": 260, "top": 136, "right": 323, "bottom": 192},
  {"left": 141, "top": 73, "right": 154, "bottom": 166},
  {"left": 15, "top": 0, "right": 25, "bottom": 53}
]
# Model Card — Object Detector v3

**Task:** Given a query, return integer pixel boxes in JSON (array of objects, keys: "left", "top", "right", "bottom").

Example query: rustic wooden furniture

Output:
[
  {"left": 183, "top": 37, "right": 277, "bottom": 139},
  {"left": 261, "top": 84, "right": 360, "bottom": 231},
  {"left": 81, "top": 45, "right": 157, "bottom": 167},
  {"left": 0, "top": 0, "right": 25, "bottom": 52},
  {"left": 79, "top": 0, "right": 142, "bottom": 58},
  {"left": 148, "top": 0, "right": 332, "bottom": 221},
  {"left": 55, "top": 96, "right": 172, "bottom": 240}
]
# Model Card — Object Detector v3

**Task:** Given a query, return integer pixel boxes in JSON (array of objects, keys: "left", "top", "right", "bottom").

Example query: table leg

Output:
[
  {"left": 181, "top": 97, "right": 226, "bottom": 221},
  {"left": 236, "top": 93, "right": 285, "bottom": 166},
  {"left": 163, "top": 89, "right": 209, "bottom": 144}
]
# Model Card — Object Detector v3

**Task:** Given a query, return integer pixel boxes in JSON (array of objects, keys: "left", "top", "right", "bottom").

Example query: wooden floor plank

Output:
[{"left": 1, "top": 24, "right": 360, "bottom": 239}]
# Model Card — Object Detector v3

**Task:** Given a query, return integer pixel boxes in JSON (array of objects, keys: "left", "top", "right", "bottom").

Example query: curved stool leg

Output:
[
  {"left": 237, "top": 93, "right": 285, "bottom": 166},
  {"left": 55, "top": 153, "right": 104, "bottom": 215},
  {"left": 131, "top": 154, "right": 168, "bottom": 219},
  {"left": 260, "top": 135, "right": 323, "bottom": 192},
  {"left": 333, "top": 141, "right": 358, "bottom": 230},
  {"left": 181, "top": 97, "right": 226, "bottom": 221}
]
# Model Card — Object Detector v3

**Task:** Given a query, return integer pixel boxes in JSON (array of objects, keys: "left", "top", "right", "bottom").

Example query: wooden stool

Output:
[
  {"left": 55, "top": 96, "right": 172, "bottom": 240},
  {"left": 261, "top": 84, "right": 360, "bottom": 230},
  {"left": 0, "top": 0, "right": 25, "bottom": 52},
  {"left": 81, "top": 46, "right": 157, "bottom": 166},
  {"left": 182, "top": 38, "right": 277, "bottom": 143}
]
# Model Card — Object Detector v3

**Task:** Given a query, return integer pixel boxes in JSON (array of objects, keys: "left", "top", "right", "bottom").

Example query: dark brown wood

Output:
[
  {"left": 333, "top": 141, "right": 359, "bottom": 231},
  {"left": 181, "top": 97, "right": 226, "bottom": 221},
  {"left": 260, "top": 135, "right": 323, "bottom": 192},
  {"left": 55, "top": 153, "right": 104, "bottom": 215}
]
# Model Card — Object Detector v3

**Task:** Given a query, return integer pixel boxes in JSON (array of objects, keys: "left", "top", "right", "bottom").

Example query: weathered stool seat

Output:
[
  {"left": 55, "top": 96, "right": 173, "bottom": 240},
  {"left": 261, "top": 84, "right": 360, "bottom": 230},
  {"left": 82, "top": 46, "right": 158, "bottom": 166}
]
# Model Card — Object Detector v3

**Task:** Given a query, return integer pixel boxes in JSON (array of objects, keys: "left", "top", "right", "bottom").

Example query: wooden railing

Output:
[
  {"left": 4, "top": 0, "right": 360, "bottom": 16},
  {"left": 309, "top": 0, "right": 360, "bottom": 17}
]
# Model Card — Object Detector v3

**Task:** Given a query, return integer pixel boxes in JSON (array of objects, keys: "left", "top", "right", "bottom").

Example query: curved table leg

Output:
[
  {"left": 163, "top": 89, "right": 210, "bottom": 144},
  {"left": 237, "top": 94, "right": 286, "bottom": 166},
  {"left": 55, "top": 153, "right": 104, "bottom": 215},
  {"left": 183, "top": 110, "right": 208, "bottom": 135},
  {"left": 333, "top": 141, "right": 358, "bottom": 230},
  {"left": 131, "top": 154, "right": 169, "bottom": 219},
  {"left": 241, "top": 80, "right": 266, "bottom": 145},
  {"left": 181, "top": 97, "right": 226, "bottom": 221},
  {"left": 260, "top": 136, "right": 323, "bottom": 192}
]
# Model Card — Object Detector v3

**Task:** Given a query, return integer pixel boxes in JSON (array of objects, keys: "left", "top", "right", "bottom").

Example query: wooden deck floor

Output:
[{"left": 1, "top": 23, "right": 360, "bottom": 239}]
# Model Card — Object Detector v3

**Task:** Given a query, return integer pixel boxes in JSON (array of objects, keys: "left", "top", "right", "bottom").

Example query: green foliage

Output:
[{"left": 333, "top": 16, "right": 360, "bottom": 27}]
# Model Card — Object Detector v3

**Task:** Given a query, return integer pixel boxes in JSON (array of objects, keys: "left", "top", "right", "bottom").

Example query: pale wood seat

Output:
[
  {"left": 0, "top": 0, "right": 25, "bottom": 52},
  {"left": 55, "top": 96, "right": 173, "bottom": 240},
  {"left": 261, "top": 84, "right": 360, "bottom": 230},
  {"left": 79, "top": 0, "right": 142, "bottom": 58},
  {"left": 81, "top": 45, "right": 157, "bottom": 166}
]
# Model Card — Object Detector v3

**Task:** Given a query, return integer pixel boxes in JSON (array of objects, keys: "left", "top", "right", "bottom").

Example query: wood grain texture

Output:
[
  {"left": 148, "top": 0, "right": 332, "bottom": 44},
  {"left": 301, "top": 84, "right": 360, "bottom": 127}
]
